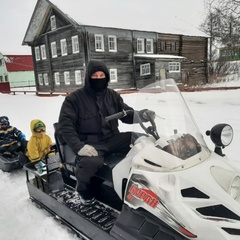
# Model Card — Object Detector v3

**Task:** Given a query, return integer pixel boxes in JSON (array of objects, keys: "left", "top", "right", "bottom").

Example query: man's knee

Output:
[{"left": 76, "top": 156, "right": 104, "bottom": 170}]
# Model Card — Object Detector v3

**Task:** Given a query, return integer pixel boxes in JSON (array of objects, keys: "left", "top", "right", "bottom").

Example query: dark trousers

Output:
[{"left": 75, "top": 132, "right": 132, "bottom": 192}]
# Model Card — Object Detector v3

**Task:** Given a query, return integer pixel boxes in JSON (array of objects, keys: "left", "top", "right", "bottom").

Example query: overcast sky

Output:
[{"left": 0, "top": 0, "right": 207, "bottom": 55}]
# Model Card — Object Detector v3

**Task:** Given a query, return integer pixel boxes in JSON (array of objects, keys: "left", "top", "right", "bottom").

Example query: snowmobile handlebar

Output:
[{"left": 105, "top": 110, "right": 134, "bottom": 122}]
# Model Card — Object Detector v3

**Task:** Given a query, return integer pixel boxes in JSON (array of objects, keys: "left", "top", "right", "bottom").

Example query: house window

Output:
[
  {"left": 146, "top": 39, "right": 153, "bottom": 53},
  {"left": 50, "top": 15, "right": 56, "bottom": 30},
  {"left": 43, "top": 73, "right": 49, "bottom": 85},
  {"left": 0, "top": 59, "right": 3, "bottom": 66},
  {"left": 38, "top": 74, "right": 43, "bottom": 85},
  {"left": 0, "top": 76, "right": 3, "bottom": 82},
  {"left": 110, "top": 69, "right": 118, "bottom": 82},
  {"left": 169, "top": 62, "right": 180, "bottom": 72},
  {"left": 95, "top": 34, "right": 104, "bottom": 51},
  {"left": 160, "top": 42, "right": 166, "bottom": 51},
  {"left": 51, "top": 42, "right": 57, "bottom": 58},
  {"left": 75, "top": 70, "right": 82, "bottom": 85},
  {"left": 140, "top": 63, "right": 151, "bottom": 76},
  {"left": 170, "top": 42, "right": 177, "bottom": 52},
  {"left": 137, "top": 38, "right": 145, "bottom": 53},
  {"left": 108, "top": 35, "right": 117, "bottom": 52},
  {"left": 60, "top": 39, "right": 68, "bottom": 56},
  {"left": 54, "top": 72, "right": 60, "bottom": 85},
  {"left": 40, "top": 45, "right": 47, "bottom": 60},
  {"left": 72, "top": 35, "right": 79, "bottom": 54},
  {"left": 35, "top": 47, "right": 41, "bottom": 61},
  {"left": 64, "top": 71, "right": 70, "bottom": 85}
]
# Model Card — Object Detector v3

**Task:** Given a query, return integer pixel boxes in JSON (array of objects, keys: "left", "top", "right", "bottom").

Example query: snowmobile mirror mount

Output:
[{"left": 206, "top": 124, "right": 233, "bottom": 156}]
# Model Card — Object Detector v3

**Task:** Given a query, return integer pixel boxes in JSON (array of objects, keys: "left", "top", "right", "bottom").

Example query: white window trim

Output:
[
  {"left": 50, "top": 15, "right": 56, "bottom": 30},
  {"left": 95, "top": 34, "right": 104, "bottom": 52},
  {"left": 108, "top": 35, "right": 117, "bottom": 52},
  {"left": 43, "top": 73, "right": 49, "bottom": 85},
  {"left": 146, "top": 39, "right": 153, "bottom": 53},
  {"left": 60, "top": 39, "right": 68, "bottom": 56},
  {"left": 38, "top": 74, "right": 43, "bottom": 85},
  {"left": 51, "top": 42, "right": 57, "bottom": 58},
  {"left": 110, "top": 69, "right": 118, "bottom": 82},
  {"left": 35, "top": 47, "right": 41, "bottom": 61},
  {"left": 75, "top": 70, "right": 82, "bottom": 85},
  {"left": 140, "top": 63, "right": 151, "bottom": 76},
  {"left": 137, "top": 38, "right": 145, "bottom": 53},
  {"left": 72, "top": 35, "right": 79, "bottom": 54},
  {"left": 64, "top": 71, "right": 70, "bottom": 85},
  {"left": 54, "top": 72, "right": 60, "bottom": 85},
  {"left": 40, "top": 45, "right": 47, "bottom": 60},
  {"left": 169, "top": 62, "right": 181, "bottom": 72}
]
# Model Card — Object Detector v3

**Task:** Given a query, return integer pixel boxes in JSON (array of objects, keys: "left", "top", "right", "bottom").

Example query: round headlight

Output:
[
  {"left": 229, "top": 176, "right": 240, "bottom": 200},
  {"left": 206, "top": 124, "right": 233, "bottom": 147}
]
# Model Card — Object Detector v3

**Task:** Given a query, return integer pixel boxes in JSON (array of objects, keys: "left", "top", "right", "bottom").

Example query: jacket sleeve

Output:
[
  {"left": 58, "top": 94, "right": 85, "bottom": 154},
  {"left": 116, "top": 93, "right": 134, "bottom": 124}
]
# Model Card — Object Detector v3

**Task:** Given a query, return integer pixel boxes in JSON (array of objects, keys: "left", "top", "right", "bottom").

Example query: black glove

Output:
[{"left": 139, "top": 109, "right": 156, "bottom": 122}]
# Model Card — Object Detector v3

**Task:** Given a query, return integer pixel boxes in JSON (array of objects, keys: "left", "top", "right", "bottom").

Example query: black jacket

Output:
[{"left": 58, "top": 86, "right": 134, "bottom": 154}]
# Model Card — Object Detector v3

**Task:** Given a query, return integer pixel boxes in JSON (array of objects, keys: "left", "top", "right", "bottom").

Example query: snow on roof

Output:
[
  {"left": 51, "top": 0, "right": 207, "bottom": 37},
  {"left": 23, "top": 0, "right": 208, "bottom": 45},
  {"left": 134, "top": 54, "right": 186, "bottom": 59},
  {"left": 4, "top": 55, "right": 34, "bottom": 72}
]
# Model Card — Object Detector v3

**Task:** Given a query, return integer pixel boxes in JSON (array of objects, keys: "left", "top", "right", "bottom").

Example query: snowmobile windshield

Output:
[{"left": 130, "top": 79, "right": 210, "bottom": 171}]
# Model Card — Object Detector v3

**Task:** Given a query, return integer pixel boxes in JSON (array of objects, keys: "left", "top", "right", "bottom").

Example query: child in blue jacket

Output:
[{"left": 0, "top": 116, "right": 27, "bottom": 157}]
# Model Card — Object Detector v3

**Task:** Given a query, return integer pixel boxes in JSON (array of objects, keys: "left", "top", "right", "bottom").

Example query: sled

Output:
[
  {"left": 0, "top": 152, "right": 23, "bottom": 172},
  {"left": 24, "top": 79, "right": 240, "bottom": 240}
]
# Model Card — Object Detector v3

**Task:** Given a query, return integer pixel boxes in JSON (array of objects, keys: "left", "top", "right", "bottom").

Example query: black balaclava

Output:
[{"left": 85, "top": 60, "right": 110, "bottom": 92}]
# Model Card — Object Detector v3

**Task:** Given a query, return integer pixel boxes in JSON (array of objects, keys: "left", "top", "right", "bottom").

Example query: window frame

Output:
[
  {"left": 137, "top": 38, "right": 145, "bottom": 53},
  {"left": 51, "top": 42, "right": 57, "bottom": 58},
  {"left": 38, "top": 74, "right": 43, "bottom": 85},
  {"left": 64, "top": 71, "right": 70, "bottom": 85},
  {"left": 95, "top": 34, "right": 104, "bottom": 52},
  {"left": 146, "top": 39, "right": 153, "bottom": 53},
  {"left": 140, "top": 63, "right": 151, "bottom": 76},
  {"left": 75, "top": 70, "right": 82, "bottom": 85},
  {"left": 169, "top": 62, "right": 181, "bottom": 72},
  {"left": 108, "top": 35, "right": 117, "bottom": 52},
  {"left": 35, "top": 47, "right": 41, "bottom": 61},
  {"left": 54, "top": 72, "right": 60, "bottom": 85},
  {"left": 60, "top": 38, "right": 68, "bottom": 56},
  {"left": 50, "top": 15, "right": 56, "bottom": 30},
  {"left": 43, "top": 73, "right": 49, "bottom": 85},
  {"left": 160, "top": 42, "right": 166, "bottom": 52},
  {"left": 170, "top": 42, "right": 177, "bottom": 52},
  {"left": 40, "top": 45, "right": 47, "bottom": 60},
  {"left": 110, "top": 69, "right": 118, "bottom": 82},
  {"left": 71, "top": 35, "right": 79, "bottom": 54}
]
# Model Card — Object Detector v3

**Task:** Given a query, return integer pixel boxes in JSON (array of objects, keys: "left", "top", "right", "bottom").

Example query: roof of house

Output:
[
  {"left": 4, "top": 55, "right": 34, "bottom": 72},
  {"left": 23, "top": 0, "right": 208, "bottom": 45}
]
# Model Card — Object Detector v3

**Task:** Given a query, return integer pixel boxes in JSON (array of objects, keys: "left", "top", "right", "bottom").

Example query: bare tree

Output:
[{"left": 201, "top": 0, "right": 240, "bottom": 81}]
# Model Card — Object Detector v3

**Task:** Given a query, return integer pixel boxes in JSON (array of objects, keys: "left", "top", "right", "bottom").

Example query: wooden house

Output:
[
  {"left": 0, "top": 53, "right": 35, "bottom": 88},
  {"left": 22, "top": 0, "right": 208, "bottom": 93}
]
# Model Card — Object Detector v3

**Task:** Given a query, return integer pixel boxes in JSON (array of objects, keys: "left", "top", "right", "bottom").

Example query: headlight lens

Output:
[{"left": 229, "top": 176, "right": 240, "bottom": 200}]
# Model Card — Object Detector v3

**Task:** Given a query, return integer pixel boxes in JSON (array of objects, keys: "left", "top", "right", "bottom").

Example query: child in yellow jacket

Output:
[{"left": 26, "top": 119, "right": 53, "bottom": 162}]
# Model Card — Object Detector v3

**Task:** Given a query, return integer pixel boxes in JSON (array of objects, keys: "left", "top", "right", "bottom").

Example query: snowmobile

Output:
[
  {"left": 0, "top": 151, "right": 23, "bottom": 172},
  {"left": 24, "top": 79, "right": 240, "bottom": 240}
]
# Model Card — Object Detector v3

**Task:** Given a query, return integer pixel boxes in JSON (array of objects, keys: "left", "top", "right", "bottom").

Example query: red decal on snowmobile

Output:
[{"left": 127, "top": 184, "right": 159, "bottom": 208}]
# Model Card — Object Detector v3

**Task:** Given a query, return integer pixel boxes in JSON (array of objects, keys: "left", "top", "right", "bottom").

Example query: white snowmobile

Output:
[{"left": 24, "top": 79, "right": 239, "bottom": 240}]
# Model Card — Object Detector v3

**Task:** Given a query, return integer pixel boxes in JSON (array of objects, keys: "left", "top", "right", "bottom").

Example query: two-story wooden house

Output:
[{"left": 22, "top": 0, "right": 208, "bottom": 93}]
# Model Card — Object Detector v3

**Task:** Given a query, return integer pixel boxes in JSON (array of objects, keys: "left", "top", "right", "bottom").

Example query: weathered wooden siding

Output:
[{"left": 84, "top": 26, "right": 134, "bottom": 89}]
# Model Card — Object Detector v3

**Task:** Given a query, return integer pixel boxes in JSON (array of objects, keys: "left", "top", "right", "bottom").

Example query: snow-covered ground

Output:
[{"left": 1, "top": 81, "right": 240, "bottom": 239}]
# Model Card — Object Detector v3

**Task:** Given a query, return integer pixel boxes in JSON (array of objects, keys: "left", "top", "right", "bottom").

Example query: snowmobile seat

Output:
[{"left": 53, "top": 123, "right": 125, "bottom": 183}]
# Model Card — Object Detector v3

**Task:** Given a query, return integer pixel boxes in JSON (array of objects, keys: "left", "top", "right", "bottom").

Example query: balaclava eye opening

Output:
[{"left": 85, "top": 60, "right": 110, "bottom": 92}]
